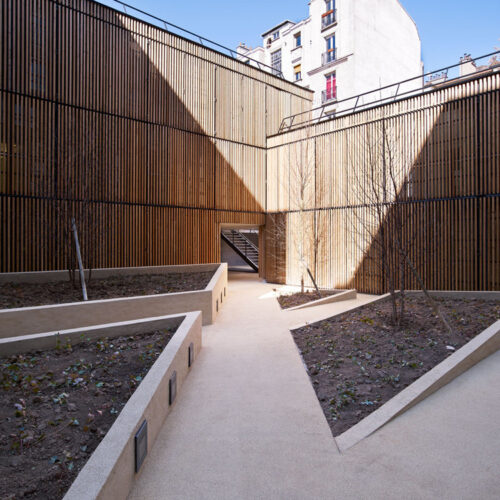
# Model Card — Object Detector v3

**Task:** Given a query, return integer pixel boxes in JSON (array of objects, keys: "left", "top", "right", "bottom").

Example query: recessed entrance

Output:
[{"left": 220, "top": 225, "right": 260, "bottom": 273}]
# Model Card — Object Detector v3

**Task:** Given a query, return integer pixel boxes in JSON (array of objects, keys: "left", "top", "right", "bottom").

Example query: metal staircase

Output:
[{"left": 221, "top": 229, "right": 259, "bottom": 272}]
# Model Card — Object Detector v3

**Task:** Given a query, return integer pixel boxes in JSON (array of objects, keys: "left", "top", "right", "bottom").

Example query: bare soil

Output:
[
  {"left": 277, "top": 290, "right": 339, "bottom": 309},
  {"left": 0, "top": 271, "right": 214, "bottom": 309},
  {"left": 291, "top": 295, "right": 499, "bottom": 436},
  {"left": 0, "top": 328, "right": 176, "bottom": 499}
]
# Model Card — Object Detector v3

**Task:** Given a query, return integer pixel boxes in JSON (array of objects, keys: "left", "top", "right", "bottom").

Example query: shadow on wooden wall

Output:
[{"left": 1, "top": 0, "right": 274, "bottom": 272}]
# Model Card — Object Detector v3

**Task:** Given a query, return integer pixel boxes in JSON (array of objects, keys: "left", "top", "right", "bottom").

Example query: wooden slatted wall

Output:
[
  {"left": 266, "top": 73, "right": 500, "bottom": 292},
  {"left": 0, "top": 0, "right": 313, "bottom": 272}
]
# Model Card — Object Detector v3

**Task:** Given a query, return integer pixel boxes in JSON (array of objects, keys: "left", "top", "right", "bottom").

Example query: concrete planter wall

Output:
[
  {"left": 0, "top": 263, "right": 227, "bottom": 341},
  {"left": 290, "top": 290, "right": 500, "bottom": 452},
  {"left": 335, "top": 318, "right": 500, "bottom": 452},
  {"left": 0, "top": 314, "right": 184, "bottom": 357},
  {"left": 53, "top": 311, "right": 202, "bottom": 500},
  {"left": 285, "top": 289, "right": 357, "bottom": 311}
]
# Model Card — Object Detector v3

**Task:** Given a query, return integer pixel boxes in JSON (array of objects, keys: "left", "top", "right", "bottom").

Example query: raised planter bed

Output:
[
  {"left": 0, "top": 264, "right": 227, "bottom": 339},
  {"left": 0, "top": 311, "right": 202, "bottom": 499},
  {"left": 0, "top": 271, "right": 215, "bottom": 308},
  {"left": 277, "top": 289, "right": 356, "bottom": 310},
  {"left": 291, "top": 291, "right": 500, "bottom": 451}
]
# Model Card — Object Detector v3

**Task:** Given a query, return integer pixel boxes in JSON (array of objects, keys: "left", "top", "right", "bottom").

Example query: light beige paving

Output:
[{"left": 128, "top": 273, "right": 500, "bottom": 500}]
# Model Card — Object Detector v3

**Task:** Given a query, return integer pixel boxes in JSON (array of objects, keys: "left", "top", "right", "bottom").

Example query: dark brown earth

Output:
[
  {"left": 0, "top": 271, "right": 214, "bottom": 309},
  {"left": 291, "top": 295, "right": 500, "bottom": 436},
  {"left": 277, "top": 290, "right": 339, "bottom": 309},
  {"left": 0, "top": 328, "right": 176, "bottom": 499}
]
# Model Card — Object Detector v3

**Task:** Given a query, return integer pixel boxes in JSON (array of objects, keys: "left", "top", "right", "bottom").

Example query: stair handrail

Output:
[
  {"left": 229, "top": 230, "right": 258, "bottom": 253},
  {"left": 221, "top": 229, "right": 259, "bottom": 268}
]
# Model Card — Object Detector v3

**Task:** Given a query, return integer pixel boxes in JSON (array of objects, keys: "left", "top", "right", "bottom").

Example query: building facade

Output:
[{"left": 237, "top": 0, "right": 423, "bottom": 112}]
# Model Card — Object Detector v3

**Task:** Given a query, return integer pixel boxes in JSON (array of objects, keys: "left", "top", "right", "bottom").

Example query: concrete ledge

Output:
[
  {"left": 61, "top": 311, "right": 202, "bottom": 500},
  {"left": 405, "top": 290, "right": 500, "bottom": 300},
  {"left": 290, "top": 293, "right": 390, "bottom": 331},
  {"left": 0, "top": 315, "right": 184, "bottom": 357},
  {"left": 0, "top": 264, "right": 227, "bottom": 339},
  {"left": 291, "top": 290, "right": 499, "bottom": 330},
  {"left": 335, "top": 318, "right": 500, "bottom": 453},
  {"left": 285, "top": 289, "right": 357, "bottom": 311},
  {"left": 0, "top": 264, "right": 221, "bottom": 284}
]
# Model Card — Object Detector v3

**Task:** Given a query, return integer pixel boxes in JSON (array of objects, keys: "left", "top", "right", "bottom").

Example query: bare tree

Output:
[
  {"left": 346, "top": 111, "right": 452, "bottom": 331},
  {"left": 50, "top": 112, "right": 106, "bottom": 296},
  {"left": 268, "top": 126, "right": 326, "bottom": 296}
]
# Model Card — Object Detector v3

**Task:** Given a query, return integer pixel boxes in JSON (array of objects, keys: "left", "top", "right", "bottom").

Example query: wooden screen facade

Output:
[
  {"left": 1, "top": 0, "right": 498, "bottom": 294},
  {"left": 0, "top": 0, "right": 312, "bottom": 272},
  {"left": 266, "top": 73, "right": 500, "bottom": 293}
]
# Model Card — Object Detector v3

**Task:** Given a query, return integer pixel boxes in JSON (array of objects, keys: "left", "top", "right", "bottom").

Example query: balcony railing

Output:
[
  {"left": 321, "top": 9, "right": 337, "bottom": 30},
  {"left": 321, "top": 87, "right": 337, "bottom": 104},
  {"left": 271, "top": 65, "right": 282, "bottom": 77},
  {"left": 321, "top": 49, "right": 337, "bottom": 66}
]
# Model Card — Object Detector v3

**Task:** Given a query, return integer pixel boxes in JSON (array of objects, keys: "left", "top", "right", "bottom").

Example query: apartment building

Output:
[{"left": 237, "top": 0, "right": 423, "bottom": 112}]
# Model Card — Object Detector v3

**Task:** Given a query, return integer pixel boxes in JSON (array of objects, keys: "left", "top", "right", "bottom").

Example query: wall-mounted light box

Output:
[
  {"left": 188, "top": 342, "right": 194, "bottom": 368},
  {"left": 169, "top": 371, "right": 177, "bottom": 405},
  {"left": 134, "top": 420, "right": 148, "bottom": 472}
]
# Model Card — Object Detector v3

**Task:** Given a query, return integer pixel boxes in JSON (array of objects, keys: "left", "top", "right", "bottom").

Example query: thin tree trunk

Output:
[
  {"left": 402, "top": 251, "right": 452, "bottom": 333},
  {"left": 306, "top": 266, "right": 322, "bottom": 298}
]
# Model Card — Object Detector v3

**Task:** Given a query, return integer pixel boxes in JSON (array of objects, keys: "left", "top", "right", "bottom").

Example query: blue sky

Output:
[{"left": 97, "top": 0, "right": 499, "bottom": 73}]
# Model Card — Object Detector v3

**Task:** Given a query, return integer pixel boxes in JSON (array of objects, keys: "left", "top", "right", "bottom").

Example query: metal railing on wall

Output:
[
  {"left": 278, "top": 50, "right": 500, "bottom": 133},
  {"left": 321, "top": 87, "right": 337, "bottom": 104},
  {"left": 321, "top": 49, "right": 337, "bottom": 66},
  {"left": 112, "top": 0, "right": 285, "bottom": 79}
]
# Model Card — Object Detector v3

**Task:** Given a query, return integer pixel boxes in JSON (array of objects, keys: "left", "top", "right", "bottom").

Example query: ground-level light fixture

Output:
[
  {"left": 134, "top": 420, "right": 148, "bottom": 472},
  {"left": 188, "top": 342, "right": 194, "bottom": 367},
  {"left": 169, "top": 371, "right": 177, "bottom": 405}
]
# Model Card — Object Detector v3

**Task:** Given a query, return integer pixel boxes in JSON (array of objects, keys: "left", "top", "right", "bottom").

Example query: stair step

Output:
[{"left": 222, "top": 230, "right": 259, "bottom": 271}]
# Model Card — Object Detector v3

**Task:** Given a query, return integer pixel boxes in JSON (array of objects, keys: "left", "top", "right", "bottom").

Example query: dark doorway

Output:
[{"left": 221, "top": 228, "right": 259, "bottom": 273}]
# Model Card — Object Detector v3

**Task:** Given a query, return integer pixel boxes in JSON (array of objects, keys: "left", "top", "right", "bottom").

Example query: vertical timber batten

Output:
[
  {"left": 0, "top": 0, "right": 312, "bottom": 273},
  {"left": 266, "top": 74, "right": 500, "bottom": 292},
  {"left": 1, "top": 0, "right": 497, "bottom": 293}
]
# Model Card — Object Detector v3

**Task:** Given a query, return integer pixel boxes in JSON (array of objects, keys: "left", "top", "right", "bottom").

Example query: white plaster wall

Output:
[
  {"left": 351, "top": 0, "right": 422, "bottom": 105},
  {"left": 239, "top": 0, "right": 422, "bottom": 113},
  {"left": 308, "top": 0, "right": 356, "bottom": 109},
  {"left": 283, "top": 19, "right": 312, "bottom": 83}
]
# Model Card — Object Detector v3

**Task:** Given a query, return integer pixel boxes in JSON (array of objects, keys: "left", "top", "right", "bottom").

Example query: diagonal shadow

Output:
[
  {"left": 344, "top": 92, "right": 498, "bottom": 293},
  {"left": 1, "top": 0, "right": 274, "bottom": 271}
]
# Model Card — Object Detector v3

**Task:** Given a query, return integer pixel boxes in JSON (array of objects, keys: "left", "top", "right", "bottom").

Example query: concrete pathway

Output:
[{"left": 128, "top": 273, "right": 500, "bottom": 500}]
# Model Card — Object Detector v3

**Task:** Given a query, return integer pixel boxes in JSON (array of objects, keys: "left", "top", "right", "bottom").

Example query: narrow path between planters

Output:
[{"left": 128, "top": 273, "right": 500, "bottom": 500}]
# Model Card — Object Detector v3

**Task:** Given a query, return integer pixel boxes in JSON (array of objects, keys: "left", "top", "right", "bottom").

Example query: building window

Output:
[
  {"left": 294, "top": 64, "right": 302, "bottom": 81},
  {"left": 272, "top": 30, "right": 280, "bottom": 40},
  {"left": 326, "top": 35, "right": 335, "bottom": 53},
  {"left": 322, "top": 0, "right": 336, "bottom": 29},
  {"left": 322, "top": 35, "right": 336, "bottom": 65},
  {"left": 271, "top": 49, "right": 282, "bottom": 76},
  {"left": 294, "top": 32, "right": 302, "bottom": 48},
  {"left": 322, "top": 72, "right": 337, "bottom": 103}
]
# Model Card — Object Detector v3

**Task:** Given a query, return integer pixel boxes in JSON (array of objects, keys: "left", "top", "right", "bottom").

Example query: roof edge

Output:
[{"left": 261, "top": 20, "right": 295, "bottom": 38}]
